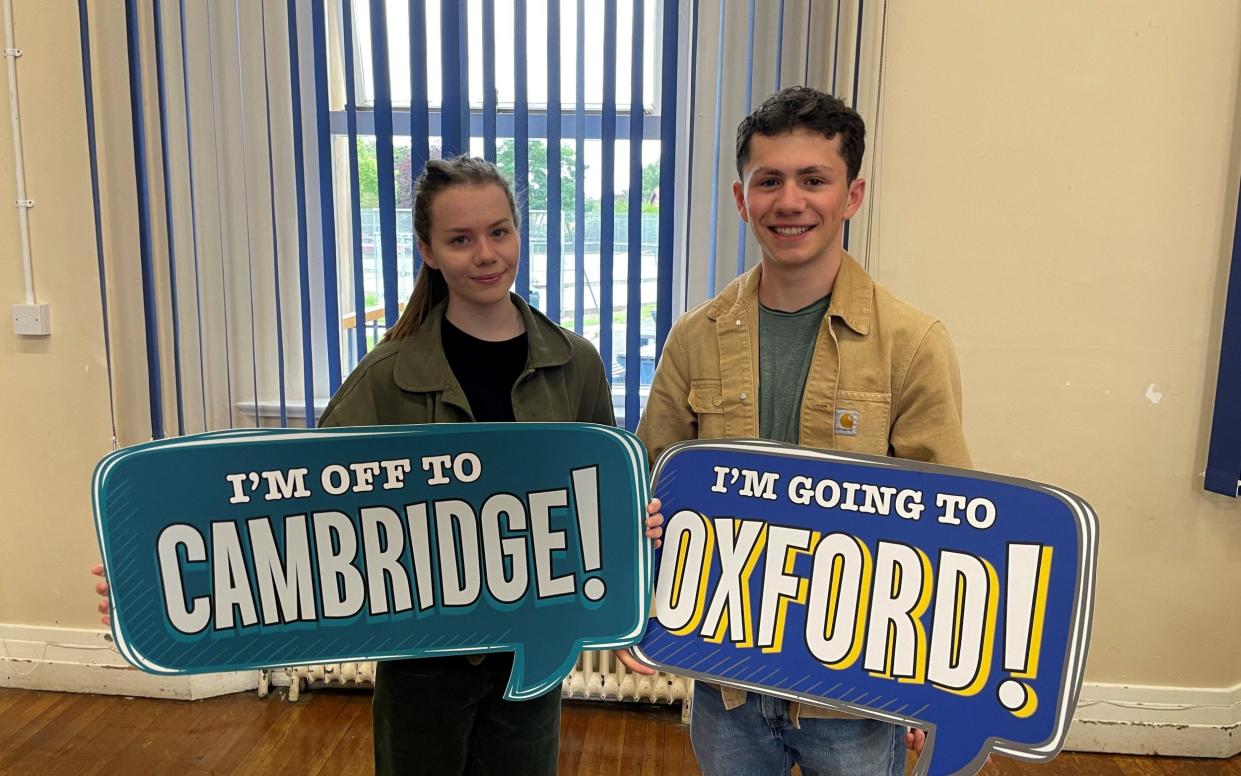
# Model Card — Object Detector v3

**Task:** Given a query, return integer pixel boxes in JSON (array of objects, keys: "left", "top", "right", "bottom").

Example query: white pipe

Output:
[{"left": 4, "top": 0, "right": 34, "bottom": 305}]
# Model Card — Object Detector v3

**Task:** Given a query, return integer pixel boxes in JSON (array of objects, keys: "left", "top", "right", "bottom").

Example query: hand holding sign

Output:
[
  {"left": 634, "top": 440, "right": 1097, "bottom": 776},
  {"left": 93, "top": 423, "right": 651, "bottom": 700}
]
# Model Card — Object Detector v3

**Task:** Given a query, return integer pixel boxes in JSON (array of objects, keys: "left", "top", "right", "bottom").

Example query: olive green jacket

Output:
[
  {"left": 636, "top": 253, "right": 971, "bottom": 722},
  {"left": 319, "top": 295, "right": 615, "bottom": 428}
]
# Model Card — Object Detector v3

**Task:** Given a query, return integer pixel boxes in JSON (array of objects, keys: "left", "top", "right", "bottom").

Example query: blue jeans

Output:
[{"left": 689, "top": 683, "right": 907, "bottom": 776}]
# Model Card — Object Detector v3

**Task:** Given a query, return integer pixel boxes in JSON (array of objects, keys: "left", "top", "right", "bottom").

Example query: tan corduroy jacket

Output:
[{"left": 636, "top": 253, "right": 972, "bottom": 723}]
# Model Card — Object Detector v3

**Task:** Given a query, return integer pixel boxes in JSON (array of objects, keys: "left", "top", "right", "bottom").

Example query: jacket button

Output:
[
  {"left": 735, "top": 319, "right": 742, "bottom": 326},
  {"left": 739, "top": 392, "right": 748, "bottom": 401}
]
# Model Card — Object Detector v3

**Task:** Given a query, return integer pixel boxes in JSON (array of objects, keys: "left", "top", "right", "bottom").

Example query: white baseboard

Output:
[
  {"left": 1, "top": 623, "right": 1238, "bottom": 759},
  {"left": 0, "top": 623, "right": 255, "bottom": 700},
  {"left": 1066, "top": 681, "right": 1241, "bottom": 758}
]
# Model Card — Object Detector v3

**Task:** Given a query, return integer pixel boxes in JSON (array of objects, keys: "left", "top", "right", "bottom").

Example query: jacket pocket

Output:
[
  {"left": 688, "top": 379, "right": 726, "bottom": 440},
  {"left": 826, "top": 390, "right": 891, "bottom": 455}
]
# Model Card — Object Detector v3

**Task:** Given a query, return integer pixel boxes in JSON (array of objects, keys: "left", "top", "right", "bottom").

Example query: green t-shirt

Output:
[{"left": 758, "top": 295, "right": 830, "bottom": 444}]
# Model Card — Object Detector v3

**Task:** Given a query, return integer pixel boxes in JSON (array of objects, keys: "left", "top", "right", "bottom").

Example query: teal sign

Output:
[{"left": 93, "top": 423, "right": 651, "bottom": 700}]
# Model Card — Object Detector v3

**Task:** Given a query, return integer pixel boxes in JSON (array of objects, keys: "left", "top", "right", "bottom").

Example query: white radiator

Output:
[
  {"left": 260, "top": 653, "right": 693, "bottom": 722},
  {"left": 562, "top": 650, "right": 692, "bottom": 711}
]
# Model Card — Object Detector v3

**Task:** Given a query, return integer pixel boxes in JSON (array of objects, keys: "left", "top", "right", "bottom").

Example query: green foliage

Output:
[
  {"left": 613, "top": 160, "right": 661, "bottom": 214},
  {"left": 642, "top": 160, "right": 661, "bottom": 213},
  {"left": 495, "top": 140, "right": 579, "bottom": 212},
  {"left": 357, "top": 138, "right": 379, "bottom": 209},
  {"left": 394, "top": 145, "right": 412, "bottom": 209},
  {"left": 356, "top": 139, "right": 418, "bottom": 209},
  {"left": 355, "top": 137, "right": 663, "bottom": 220}
]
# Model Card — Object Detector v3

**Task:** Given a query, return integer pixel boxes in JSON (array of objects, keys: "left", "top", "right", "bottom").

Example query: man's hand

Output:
[{"left": 905, "top": 728, "right": 926, "bottom": 755}]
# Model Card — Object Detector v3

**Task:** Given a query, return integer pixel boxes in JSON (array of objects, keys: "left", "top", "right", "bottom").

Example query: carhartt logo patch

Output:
[{"left": 835, "top": 409, "right": 860, "bottom": 436}]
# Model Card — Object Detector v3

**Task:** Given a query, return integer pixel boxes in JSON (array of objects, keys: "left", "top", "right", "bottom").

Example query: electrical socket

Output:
[{"left": 12, "top": 302, "right": 51, "bottom": 336}]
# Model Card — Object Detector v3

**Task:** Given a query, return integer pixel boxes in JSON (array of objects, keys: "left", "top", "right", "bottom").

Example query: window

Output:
[
  {"left": 350, "top": 1, "right": 658, "bottom": 112},
  {"left": 328, "top": 0, "right": 680, "bottom": 429},
  {"left": 84, "top": 0, "right": 876, "bottom": 442}
]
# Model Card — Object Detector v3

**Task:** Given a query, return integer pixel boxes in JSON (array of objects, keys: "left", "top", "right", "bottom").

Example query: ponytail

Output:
[{"left": 381, "top": 264, "right": 447, "bottom": 342}]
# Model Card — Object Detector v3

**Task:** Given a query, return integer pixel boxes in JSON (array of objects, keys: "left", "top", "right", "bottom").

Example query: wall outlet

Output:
[{"left": 12, "top": 303, "right": 51, "bottom": 336}]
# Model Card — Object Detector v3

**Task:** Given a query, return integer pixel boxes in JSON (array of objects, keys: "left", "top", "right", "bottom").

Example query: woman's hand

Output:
[
  {"left": 91, "top": 564, "right": 111, "bottom": 626},
  {"left": 645, "top": 498, "right": 664, "bottom": 549}
]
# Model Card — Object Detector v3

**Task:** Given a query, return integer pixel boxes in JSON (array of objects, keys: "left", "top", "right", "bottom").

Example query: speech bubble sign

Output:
[
  {"left": 93, "top": 422, "right": 651, "bottom": 700},
  {"left": 633, "top": 440, "right": 1097, "bottom": 776}
]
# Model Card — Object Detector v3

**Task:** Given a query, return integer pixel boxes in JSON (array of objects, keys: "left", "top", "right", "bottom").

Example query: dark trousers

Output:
[{"left": 372, "top": 654, "right": 560, "bottom": 776}]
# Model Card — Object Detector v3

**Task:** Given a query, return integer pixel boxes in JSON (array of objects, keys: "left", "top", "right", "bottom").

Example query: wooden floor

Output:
[{"left": 0, "top": 686, "right": 1237, "bottom": 775}]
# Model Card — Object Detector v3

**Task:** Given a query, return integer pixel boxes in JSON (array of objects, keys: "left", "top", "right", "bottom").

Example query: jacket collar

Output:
[
  {"left": 392, "top": 293, "right": 573, "bottom": 392},
  {"left": 705, "top": 251, "right": 873, "bottom": 336}
]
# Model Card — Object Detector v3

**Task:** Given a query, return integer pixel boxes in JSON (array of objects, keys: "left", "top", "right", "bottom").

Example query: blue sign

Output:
[
  {"left": 633, "top": 440, "right": 1097, "bottom": 776},
  {"left": 93, "top": 423, "right": 651, "bottom": 700}
]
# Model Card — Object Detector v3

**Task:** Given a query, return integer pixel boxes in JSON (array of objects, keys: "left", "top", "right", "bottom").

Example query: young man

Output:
[{"left": 636, "top": 86, "right": 971, "bottom": 775}]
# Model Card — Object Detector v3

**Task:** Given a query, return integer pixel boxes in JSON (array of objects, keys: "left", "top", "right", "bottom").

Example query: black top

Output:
[{"left": 441, "top": 317, "right": 529, "bottom": 422}]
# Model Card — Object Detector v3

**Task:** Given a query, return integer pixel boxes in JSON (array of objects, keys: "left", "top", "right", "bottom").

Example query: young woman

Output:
[{"left": 94, "top": 155, "right": 662, "bottom": 775}]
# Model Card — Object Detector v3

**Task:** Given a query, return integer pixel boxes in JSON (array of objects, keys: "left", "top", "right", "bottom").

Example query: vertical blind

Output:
[
  {"left": 326, "top": 0, "right": 684, "bottom": 433},
  {"left": 81, "top": 0, "right": 689, "bottom": 437},
  {"left": 684, "top": 0, "right": 879, "bottom": 305},
  {"left": 81, "top": 0, "right": 880, "bottom": 443}
]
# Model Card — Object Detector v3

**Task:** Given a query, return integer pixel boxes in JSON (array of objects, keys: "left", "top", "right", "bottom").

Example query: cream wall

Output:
[
  {"left": 0, "top": 0, "right": 1239, "bottom": 750},
  {"left": 873, "top": 1, "right": 1241, "bottom": 691},
  {"left": 0, "top": 2, "right": 114, "bottom": 628}
]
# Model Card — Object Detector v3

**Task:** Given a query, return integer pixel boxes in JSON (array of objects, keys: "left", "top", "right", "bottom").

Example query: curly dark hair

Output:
[{"left": 735, "top": 86, "right": 866, "bottom": 181}]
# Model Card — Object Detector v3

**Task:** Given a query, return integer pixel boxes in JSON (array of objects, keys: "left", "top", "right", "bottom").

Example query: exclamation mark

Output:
[
  {"left": 998, "top": 543, "right": 1053, "bottom": 717},
  {"left": 571, "top": 466, "right": 606, "bottom": 601}
]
